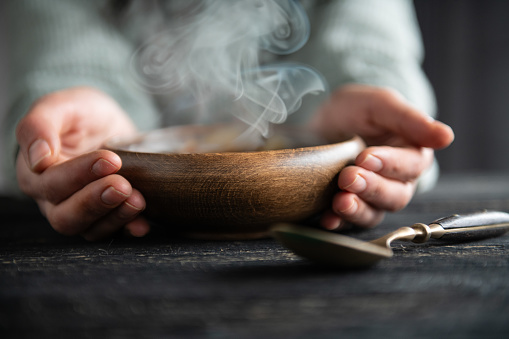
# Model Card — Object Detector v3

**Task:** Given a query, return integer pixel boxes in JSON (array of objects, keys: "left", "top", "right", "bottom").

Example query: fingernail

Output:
[
  {"left": 101, "top": 186, "right": 128, "bottom": 205},
  {"left": 28, "top": 139, "right": 51, "bottom": 170},
  {"left": 118, "top": 201, "right": 143, "bottom": 219},
  {"left": 342, "top": 175, "right": 367, "bottom": 193},
  {"left": 358, "top": 154, "right": 383, "bottom": 172},
  {"left": 127, "top": 222, "right": 150, "bottom": 238},
  {"left": 92, "top": 158, "right": 119, "bottom": 176},
  {"left": 323, "top": 221, "right": 341, "bottom": 231},
  {"left": 339, "top": 198, "right": 358, "bottom": 214},
  {"left": 321, "top": 211, "right": 342, "bottom": 230}
]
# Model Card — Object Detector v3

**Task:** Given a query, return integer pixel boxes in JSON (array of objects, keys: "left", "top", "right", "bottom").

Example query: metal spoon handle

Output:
[{"left": 430, "top": 210, "right": 509, "bottom": 241}]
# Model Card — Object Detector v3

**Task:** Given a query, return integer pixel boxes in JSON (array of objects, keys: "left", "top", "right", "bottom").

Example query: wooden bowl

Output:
[{"left": 106, "top": 124, "right": 365, "bottom": 239}]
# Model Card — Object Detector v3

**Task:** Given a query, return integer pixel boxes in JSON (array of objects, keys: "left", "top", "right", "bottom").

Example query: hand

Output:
[
  {"left": 310, "top": 84, "right": 454, "bottom": 230},
  {"left": 15, "top": 87, "right": 149, "bottom": 240}
]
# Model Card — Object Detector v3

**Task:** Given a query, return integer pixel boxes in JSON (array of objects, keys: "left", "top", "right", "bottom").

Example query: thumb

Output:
[{"left": 16, "top": 102, "right": 63, "bottom": 173}]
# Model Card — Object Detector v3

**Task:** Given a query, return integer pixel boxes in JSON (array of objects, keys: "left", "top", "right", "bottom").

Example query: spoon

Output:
[{"left": 271, "top": 210, "right": 509, "bottom": 268}]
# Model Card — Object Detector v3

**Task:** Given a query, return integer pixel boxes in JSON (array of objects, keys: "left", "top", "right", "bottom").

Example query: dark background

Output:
[
  {"left": 415, "top": 0, "right": 509, "bottom": 173},
  {"left": 0, "top": 1, "right": 7, "bottom": 191},
  {"left": 1, "top": 0, "right": 509, "bottom": 191}
]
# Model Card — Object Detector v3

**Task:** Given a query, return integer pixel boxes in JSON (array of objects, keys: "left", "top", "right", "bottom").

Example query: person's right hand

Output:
[{"left": 15, "top": 87, "right": 149, "bottom": 241}]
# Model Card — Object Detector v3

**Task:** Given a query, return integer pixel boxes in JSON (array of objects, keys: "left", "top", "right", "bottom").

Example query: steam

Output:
[{"left": 130, "top": 0, "right": 326, "bottom": 138}]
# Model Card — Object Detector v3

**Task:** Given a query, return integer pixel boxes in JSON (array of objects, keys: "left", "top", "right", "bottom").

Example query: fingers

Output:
[
  {"left": 366, "top": 89, "right": 454, "bottom": 149},
  {"left": 80, "top": 192, "right": 149, "bottom": 241},
  {"left": 14, "top": 87, "right": 147, "bottom": 241},
  {"left": 321, "top": 145, "right": 428, "bottom": 229},
  {"left": 15, "top": 90, "right": 79, "bottom": 172},
  {"left": 311, "top": 85, "right": 455, "bottom": 150},
  {"left": 355, "top": 146, "right": 434, "bottom": 182},
  {"left": 320, "top": 209, "right": 343, "bottom": 231},
  {"left": 19, "top": 150, "right": 123, "bottom": 204},
  {"left": 312, "top": 84, "right": 454, "bottom": 230},
  {"left": 15, "top": 87, "right": 139, "bottom": 174},
  {"left": 40, "top": 174, "right": 146, "bottom": 238},
  {"left": 337, "top": 166, "right": 417, "bottom": 212},
  {"left": 321, "top": 170, "right": 413, "bottom": 230},
  {"left": 338, "top": 145, "right": 430, "bottom": 212},
  {"left": 16, "top": 105, "right": 63, "bottom": 173},
  {"left": 16, "top": 149, "right": 147, "bottom": 240},
  {"left": 329, "top": 192, "right": 386, "bottom": 228},
  {"left": 123, "top": 218, "right": 152, "bottom": 238}
]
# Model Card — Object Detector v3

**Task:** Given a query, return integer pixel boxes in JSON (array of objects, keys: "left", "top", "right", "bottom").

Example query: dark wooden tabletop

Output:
[{"left": 2, "top": 173, "right": 509, "bottom": 339}]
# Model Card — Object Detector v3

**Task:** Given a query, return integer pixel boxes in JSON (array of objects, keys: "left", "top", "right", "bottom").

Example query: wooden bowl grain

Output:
[{"left": 106, "top": 125, "right": 365, "bottom": 239}]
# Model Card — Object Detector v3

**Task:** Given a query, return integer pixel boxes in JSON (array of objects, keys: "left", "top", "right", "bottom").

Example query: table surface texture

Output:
[{"left": 2, "top": 173, "right": 509, "bottom": 339}]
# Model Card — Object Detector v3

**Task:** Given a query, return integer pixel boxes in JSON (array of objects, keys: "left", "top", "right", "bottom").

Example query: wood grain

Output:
[{"left": 110, "top": 127, "right": 364, "bottom": 239}]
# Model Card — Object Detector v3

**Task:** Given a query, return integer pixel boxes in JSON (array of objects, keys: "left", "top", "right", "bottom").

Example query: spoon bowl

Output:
[
  {"left": 271, "top": 224, "right": 393, "bottom": 267},
  {"left": 272, "top": 211, "right": 509, "bottom": 268}
]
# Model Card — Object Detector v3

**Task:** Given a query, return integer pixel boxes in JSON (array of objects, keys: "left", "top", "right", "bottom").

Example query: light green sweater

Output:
[{"left": 3, "top": 0, "right": 436, "bottom": 193}]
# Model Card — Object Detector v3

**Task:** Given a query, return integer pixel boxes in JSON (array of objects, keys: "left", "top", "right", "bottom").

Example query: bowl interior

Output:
[{"left": 107, "top": 123, "right": 338, "bottom": 154}]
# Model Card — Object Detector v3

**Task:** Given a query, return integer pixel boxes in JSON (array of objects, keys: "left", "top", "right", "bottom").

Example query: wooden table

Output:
[{"left": 2, "top": 173, "right": 509, "bottom": 338}]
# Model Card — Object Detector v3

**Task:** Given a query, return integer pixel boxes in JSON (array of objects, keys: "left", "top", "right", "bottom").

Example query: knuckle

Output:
[
  {"left": 32, "top": 91, "right": 62, "bottom": 109},
  {"left": 351, "top": 209, "right": 385, "bottom": 229},
  {"left": 374, "top": 87, "right": 393, "bottom": 99},
  {"left": 361, "top": 174, "right": 415, "bottom": 213},
  {"left": 364, "top": 177, "right": 384, "bottom": 202},
  {"left": 387, "top": 182, "right": 415, "bottom": 212},
  {"left": 365, "top": 213, "right": 385, "bottom": 228},
  {"left": 17, "top": 176, "right": 34, "bottom": 196},
  {"left": 387, "top": 160, "right": 404, "bottom": 177},
  {"left": 40, "top": 182, "right": 59, "bottom": 204},
  {"left": 16, "top": 157, "right": 42, "bottom": 198},
  {"left": 39, "top": 174, "right": 67, "bottom": 205},
  {"left": 15, "top": 119, "right": 28, "bottom": 142},
  {"left": 16, "top": 99, "right": 49, "bottom": 137},
  {"left": 371, "top": 87, "right": 400, "bottom": 106},
  {"left": 47, "top": 204, "right": 96, "bottom": 237},
  {"left": 382, "top": 148, "right": 431, "bottom": 181},
  {"left": 387, "top": 202, "right": 406, "bottom": 213},
  {"left": 47, "top": 211, "right": 77, "bottom": 236},
  {"left": 15, "top": 111, "right": 40, "bottom": 136},
  {"left": 81, "top": 198, "right": 107, "bottom": 221}
]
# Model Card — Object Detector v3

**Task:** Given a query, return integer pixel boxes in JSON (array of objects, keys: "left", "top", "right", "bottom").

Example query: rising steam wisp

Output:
[{"left": 130, "top": 0, "right": 326, "bottom": 144}]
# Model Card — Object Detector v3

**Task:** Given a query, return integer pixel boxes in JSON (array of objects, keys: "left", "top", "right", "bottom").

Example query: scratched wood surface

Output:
[{"left": 1, "top": 173, "right": 509, "bottom": 338}]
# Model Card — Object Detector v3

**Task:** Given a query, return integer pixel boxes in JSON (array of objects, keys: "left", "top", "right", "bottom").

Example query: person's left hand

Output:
[{"left": 310, "top": 84, "right": 455, "bottom": 230}]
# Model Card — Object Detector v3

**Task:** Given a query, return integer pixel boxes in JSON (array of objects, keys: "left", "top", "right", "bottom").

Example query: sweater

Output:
[{"left": 3, "top": 0, "right": 437, "bottom": 193}]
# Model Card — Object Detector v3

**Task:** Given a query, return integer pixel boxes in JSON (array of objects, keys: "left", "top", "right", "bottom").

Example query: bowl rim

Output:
[{"left": 104, "top": 124, "right": 360, "bottom": 156}]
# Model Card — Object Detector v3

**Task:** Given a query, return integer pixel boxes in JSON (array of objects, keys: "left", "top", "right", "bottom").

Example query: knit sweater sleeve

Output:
[
  {"left": 305, "top": 0, "right": 436, "bottom": 116},
  {"left": 3, "top": 0, "right": 160, "bottom": 193}
]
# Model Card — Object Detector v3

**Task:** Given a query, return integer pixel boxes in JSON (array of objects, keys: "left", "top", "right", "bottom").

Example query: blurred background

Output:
[
  {"left": 415, "top": 0, "right": 509, "bottom": 173},
  {"left": 1, "top": 0, "right": 509, "bottom": 193},
  {"left": 0, "top": 2, "right": 7, "bottom": 192}
]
